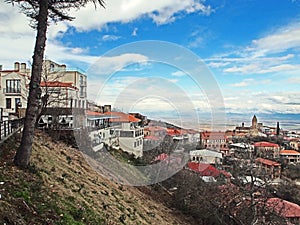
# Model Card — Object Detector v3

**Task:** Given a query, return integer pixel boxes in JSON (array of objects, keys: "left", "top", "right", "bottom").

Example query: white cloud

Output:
[
  {"left": 229, "top": 79, "right": 253, "bottom": 87},
  {"left": 249, "top": 23, "right": 300, "bottom": 57},
  {"left": 131, "top": 27, "right": 138, "bottom": 36},
  {"left": 69, "top": 0, "right": 212, "bottom": 30},
  {"left": 102, "top": 34, "right": 121, "bottom": 41},
  {"left": 171, "top": 70, "right": 186, "bottom": 77},
  {"left": 207, "top": 20, "right": 300, "bottom": 75}
]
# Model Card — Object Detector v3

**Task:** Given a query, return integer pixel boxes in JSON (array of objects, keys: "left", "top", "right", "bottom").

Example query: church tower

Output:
[{"left": 252, "top": 115, "right": 258, "bottom": 129}]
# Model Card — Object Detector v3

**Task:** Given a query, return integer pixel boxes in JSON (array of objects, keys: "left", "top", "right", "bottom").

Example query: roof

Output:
[
  {"left": 167, "top": 128, "right": 182, "bottom": 136},
  {"left": 267, "top": 198, "right": 300, "bottom": 218},
  {"left": 144, "top": 136, "right": 160, "bottom": 141},
  {"left": 40, "top": 81, "right": 76, "bottom": 89},
  {"left": 144, "top": 126, "right": 166, "bottom": 132},
  {"left": 280, "top": 150, "right": 300, "bottom": 155},
  {"left": 104, "top": 111, "right": 141, "bottom": 123},
  {"left": 201, "top": 131, "right": 226, "bottom": 140},
  {"left": 255, "top": 158, "right": 281, "bottom": 166},
  {"left": 253, "top": 141, "right": 279, "bottom": 148},
  {"left": 187, "top": 162, "right": 231, "bottom": 178},
  {"left": 190, "top": 149, "right": 223, "bottom": 159}
]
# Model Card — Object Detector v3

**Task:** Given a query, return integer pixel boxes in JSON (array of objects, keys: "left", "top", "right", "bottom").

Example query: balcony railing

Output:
[
  {"left": 0, "top": 118, "right": 24, "bottom": 143},
  {"left": 3, "top": 88, "right": 21, "bottom": 94}
]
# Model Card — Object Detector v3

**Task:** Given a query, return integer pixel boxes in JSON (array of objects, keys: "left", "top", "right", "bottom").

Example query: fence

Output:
[{"left": 0, "top": 118, "right": 24, "bottom": 144}]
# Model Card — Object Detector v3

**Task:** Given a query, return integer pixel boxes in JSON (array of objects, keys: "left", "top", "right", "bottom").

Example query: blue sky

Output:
[{"left": 1, "top": 0, "right": 300, "bottom": 129}]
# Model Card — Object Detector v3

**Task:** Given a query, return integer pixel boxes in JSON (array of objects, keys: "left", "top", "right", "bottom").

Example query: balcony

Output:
[{"left": 3, "top": 88, "right": 22, "bottom": 95}]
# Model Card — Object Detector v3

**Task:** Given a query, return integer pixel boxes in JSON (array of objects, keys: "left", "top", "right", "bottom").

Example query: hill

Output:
[{"left": 0, "top": 130, "right": 195, "bottom": 225}]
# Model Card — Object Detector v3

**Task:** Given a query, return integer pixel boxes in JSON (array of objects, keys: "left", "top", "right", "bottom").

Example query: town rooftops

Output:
[
  {"left": 201, "top": 131, "right": 226, "bottom": 140},
  {"left": 253, "top": 141, "right": 279, "bottom": 148},
  {"left": 280, "top": 149, "right": 300, "bottom": 155},
  {"left": 187, "top": 162, "right": 231, "bottom": 178},
  {"left": 255, "top": 157, "right": 281, "bottom": 167},
  {"left": 267, "top": 198, "right": 300, "bottom": 218},
  {"left": 104, "top": 111, "right": 141, "bottom": 123}
]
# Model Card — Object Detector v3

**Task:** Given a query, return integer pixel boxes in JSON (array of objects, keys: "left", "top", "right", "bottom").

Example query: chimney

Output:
[
  {"left": 14, "top": 62, "right": 20, "bottom": 71},
  {"left": 0, "top": 65, "right": 2, "bottom": 71},
  {"left": 242, "top": 122, "right": 244, "bottom": 127},
  {"left": 20, "top": 63, "right": 26, "bottom": 71}
]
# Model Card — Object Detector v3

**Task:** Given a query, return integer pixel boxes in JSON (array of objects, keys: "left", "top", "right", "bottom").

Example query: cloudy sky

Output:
[{"left": 1, "top": 0, "right": 300, "bottom": 128}]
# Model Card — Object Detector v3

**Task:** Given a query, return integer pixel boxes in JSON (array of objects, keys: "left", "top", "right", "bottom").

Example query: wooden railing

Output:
[{"left": 0, "top": 118, "right": 24, "bottom": 144}]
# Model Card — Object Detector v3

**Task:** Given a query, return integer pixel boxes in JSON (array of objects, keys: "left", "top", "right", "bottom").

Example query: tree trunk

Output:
[{"left": 14, "top": 0, "right": 49, "bottom": 168}]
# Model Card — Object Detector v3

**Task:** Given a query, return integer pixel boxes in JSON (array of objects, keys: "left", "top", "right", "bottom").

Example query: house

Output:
[
  {"left": 280, "top": 149, "right": 300, "bottom": 164},
  {"left": 229, "top": 142, "right": 254, "bottom": 158},
  {"left": 200, "top": 131, "right": 229, "bottom": 156},
  {"left": 37, "top": 60, "right": 88, "bottom": 128},
  {"left": 267, "top": 198, "right": 300, "bottom": 224},
  {"left": 43, "top": 60, "right": 87, "bottom": 109},
  {"left": 254, "top": 141, "right": 281, "bottom": 158},
  {"left": 255, "top": 158, "right": 281, "bottom": 179},
  {"left": 86, "top": 111, "right": 119, "bottom": 151},
  {"left": 0, "top": 62, "right": 30, "bottom": 119},
  {"left": 104, "top": 111, "right": 144, "bottom": 158},
  {"left": 187, "top": 162, "right": 231, "bottom": 182},
  {"left": 190, "top": 149, "right": 223, "bottom": 165},
  {"left": 289, "top": 139, "right": 300, "bottom": 151}
]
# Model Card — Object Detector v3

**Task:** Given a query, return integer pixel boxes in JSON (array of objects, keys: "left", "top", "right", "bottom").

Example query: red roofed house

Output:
[
  {"left": 200, "top": 131, "right": 229, "bottom": 156},
  {"left": 267, "top": 198, "right": 300, "bottom": 224},
  {"left": 254, "top": 141, "right": 281, "bottom": 159},
  {"left": 255, "top": 158, "right": 281, "bottom": 179},
  {"left": 187, "top": 162, "right": 231, "bottom": 181},
  {"left": 104, "top": 111, "right": 144, "bottom": 158},
  {"left": 280, "top": 149, "right": 300, "bottom": 164}
]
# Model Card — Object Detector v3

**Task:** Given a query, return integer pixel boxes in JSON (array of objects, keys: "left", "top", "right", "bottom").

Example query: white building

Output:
[
  {"left": 190, "top": 149, "right": 223, "bottom": 165},
  {"left": 0, "top": 62, "right": 30, "bottom": 120},
  {"left": 104, "top": 111, "right": 144, "bottom": 158}
]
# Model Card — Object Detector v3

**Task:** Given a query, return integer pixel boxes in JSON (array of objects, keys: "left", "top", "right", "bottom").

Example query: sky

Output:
[{"left": 1, "top": 0, "right": 300, "bottom": 129}]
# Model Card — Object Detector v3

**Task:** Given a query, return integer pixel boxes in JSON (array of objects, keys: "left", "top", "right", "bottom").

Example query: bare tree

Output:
[{"left": 6, "top": 0, "right": 105, "bottom": 168}]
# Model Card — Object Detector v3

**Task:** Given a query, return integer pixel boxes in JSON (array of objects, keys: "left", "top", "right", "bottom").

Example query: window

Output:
[
  {"left": 6, "top": 80, "right": 21, "bottom": 93},
  {"left": 6, "top": 98, "right": 11, "bottom": 109},
  {"left": 15, "top": 98, "right": 21, "bottom": 109}
]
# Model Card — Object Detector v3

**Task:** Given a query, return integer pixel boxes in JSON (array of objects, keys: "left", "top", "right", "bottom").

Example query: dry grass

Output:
[{"left": 0, "top": 130, "right": 194, "bottom": 225}]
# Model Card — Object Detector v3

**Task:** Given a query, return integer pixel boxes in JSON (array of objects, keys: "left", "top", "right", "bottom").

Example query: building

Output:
[
  {"left": 200, "top": 131, "right": 229, "bottom": 155},
  {"left": 190, "top": 149, "right": 223, "bottom": 165},
  {"left": 254, "top": 141, "right": 281, "bottom": 158},
  {"left": 0, "top": 62, "right": 30, "bottom": 119},
  {"left": 42, "top": 60, "right": 87, "bottom": 109},
  {"left": 280, "top": 149, "right": 300, "bottom": 164},
  {"left": 229, "top": 142, "right": 254, "bottom": 158},
  {"left": 255, "top": 158, "right": 281, "bottom": 179},
  {"left": 104, "top": 111, "right": 144, "bottom": 158}
]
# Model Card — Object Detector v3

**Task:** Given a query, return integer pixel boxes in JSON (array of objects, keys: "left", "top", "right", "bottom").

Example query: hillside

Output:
[{"left": 0, "top": 130, "right": 195, "bottom": 225}]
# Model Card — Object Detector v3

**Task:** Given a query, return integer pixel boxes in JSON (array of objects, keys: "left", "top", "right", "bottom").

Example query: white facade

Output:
[
  {"left": 0, "top": 62, "right": 30, "bottom": 119},
  {"left": 190, "top": 149, "right": 223, "bottom": 165}
]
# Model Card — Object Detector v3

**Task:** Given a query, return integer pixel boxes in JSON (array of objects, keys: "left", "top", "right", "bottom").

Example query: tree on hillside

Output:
[{"left": 6, "top": 0, "right": 105, "bottom": 168}]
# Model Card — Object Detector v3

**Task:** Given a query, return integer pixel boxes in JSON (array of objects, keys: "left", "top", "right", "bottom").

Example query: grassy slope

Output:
[{"left": 0, "top": 131, "right": 194, "bottom": 225}]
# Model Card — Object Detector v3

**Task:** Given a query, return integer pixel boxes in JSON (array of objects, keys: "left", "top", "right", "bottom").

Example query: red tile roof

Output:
[
  {"left": 280, "top": 150, "right": 300, "bottom": 155},
  {"left": 144, "top": 136, "right": 160, "bottom": 141},
  {"left": 254, "top": 141, "right": 279, "bottom": 148},
  {"left": 104, "top": 111, "right": 140, "bottom": 123},
  {"left": 255, "top": 158, "right": 281, "bottom": 166},
  {"left": 187, "top": 162, "right": 231, "bottom": 178},
  {"left": 267, "top": 198, "right": 300, "bottom": 218},
  {"left": 201, "top": 131, "right": 226, "bottom": 140},
  {"left": 86, "top": 111, "right": 105, "bottom": 116},
  {"left": 40, "top": 81, "right": 76, "bottom": 88}
]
